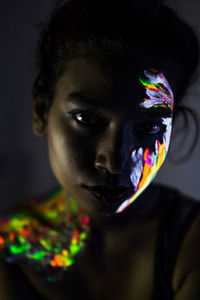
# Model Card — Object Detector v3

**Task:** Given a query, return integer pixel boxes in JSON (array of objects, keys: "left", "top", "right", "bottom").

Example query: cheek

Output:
[
  {"left": 131, "top": 140, "right": 167, "bottom": 189},
  {"left": 117, "top": 130, "right": 171, "bottom": 213},
  {"left": 47, "top": 117, "right": 96, "bottom": 183}
]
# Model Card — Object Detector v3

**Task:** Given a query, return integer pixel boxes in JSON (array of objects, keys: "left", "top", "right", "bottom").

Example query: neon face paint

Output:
[
  {"left": 139, "top": 70, "right": 174, "bottom": 110},
  {"left": 117, "top": 117, "right": 172, "bottom": 213},
  {"left": 116, "top": 70, "right": 173, "bottom": 213},
  {"left": 161, "top": 117, "right": 172, "bottom": 152},
  {"left": 0, "top": 69, "right": 173, "bottom": 275},
  {"left": 0, "top": 188, "right": 90, "bottom": 278}
]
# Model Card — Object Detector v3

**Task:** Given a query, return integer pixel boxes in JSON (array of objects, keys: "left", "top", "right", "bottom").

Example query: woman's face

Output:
[{"left": 43, "top": 55, "right": 173, "bottom": 217}]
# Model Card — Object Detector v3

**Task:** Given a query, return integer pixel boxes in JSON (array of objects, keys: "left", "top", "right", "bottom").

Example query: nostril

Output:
[
  {"left": 94, "top": 154, "right": 107, "bottom": 169},
  {"left": 94, "top": 144, "right": 133, "bottom": 174},
  {"left": 95, "top": 163, "right": 107, "bottom": 171}
]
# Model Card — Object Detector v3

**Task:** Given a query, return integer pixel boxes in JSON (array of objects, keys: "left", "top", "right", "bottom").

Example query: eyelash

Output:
[
  {"left": 69, "top": 111, "right": 101, "bottom": 126},
  {"left": 136, "top": 122, "right": 164, "bottom": 135},
  {"left": 69, "top": 110, "right": 165, "bottom": 135}
]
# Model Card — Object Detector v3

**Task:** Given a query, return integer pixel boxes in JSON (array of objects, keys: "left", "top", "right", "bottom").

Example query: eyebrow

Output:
[
  {"left": 67, "top": 91, "right": 172, "bottom": 117},
  {"left": 67, "top": 92, "right": 107, "bottom": 106},
  {"left": 140, "top": 106, "right": 172, "bottom": 118}
]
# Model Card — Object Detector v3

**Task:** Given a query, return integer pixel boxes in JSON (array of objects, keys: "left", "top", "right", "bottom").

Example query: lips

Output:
[{"left": 85, "top": 185, "right": 135, "bottom": 204}]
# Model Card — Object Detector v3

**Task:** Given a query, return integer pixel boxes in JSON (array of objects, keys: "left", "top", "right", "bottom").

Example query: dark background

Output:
[{"left": 0, "top": 0, "right": 200, "bottom": 211}]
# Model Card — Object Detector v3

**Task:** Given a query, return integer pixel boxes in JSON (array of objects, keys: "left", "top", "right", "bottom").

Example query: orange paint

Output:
[
  {"left": 0, "top": 236, "right": 4, "bottom": 244},
  {"left": 9, "top": 232, "right": 15, "bottom": 240}
]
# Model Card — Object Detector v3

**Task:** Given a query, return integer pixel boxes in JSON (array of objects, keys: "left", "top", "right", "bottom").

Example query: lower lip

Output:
[{"left": 84, "top": 186, "right": 135, "bottom": 206}]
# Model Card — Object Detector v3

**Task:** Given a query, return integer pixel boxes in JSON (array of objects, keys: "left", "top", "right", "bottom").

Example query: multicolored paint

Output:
[
  {"left": 0, "top": 187, "right": 90, "bottom": 276},
  {"left": 0, "top": 69, "right": 174, "bottom": 278},
  {"left": 139, "top": 69, "right": 174, "bottom": 111},
  {"left": 117, "top": 139, "right": 167, "bottom": 213},
  {"left": 116, "top": 70, "right": 174, "bottom": 213}
]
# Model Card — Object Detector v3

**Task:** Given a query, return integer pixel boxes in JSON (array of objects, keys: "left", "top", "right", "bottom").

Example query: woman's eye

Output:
[
  {"left": 71, "top": 111, "right": 100, "bottom": 126},
  {"left": 138, "top": 123, "right": 162, "bottom": 135}
]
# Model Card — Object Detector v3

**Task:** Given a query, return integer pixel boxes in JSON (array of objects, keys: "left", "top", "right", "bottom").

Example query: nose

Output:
[{"left": 94, "top": 123, "right": 133, "bottom": 175}]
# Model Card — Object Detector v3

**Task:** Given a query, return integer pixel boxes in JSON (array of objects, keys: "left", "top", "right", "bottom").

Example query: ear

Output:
[{"left": 32, "top": 95, "right": 49, "bottom": 137}]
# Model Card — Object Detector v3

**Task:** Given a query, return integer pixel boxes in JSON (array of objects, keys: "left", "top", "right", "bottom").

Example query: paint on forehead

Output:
[
  {"left": 117, "top": 140, "right": 166, "bottom": 213},
  {"left": 139, "top": 70, "right": 174, "bottom": 111}
]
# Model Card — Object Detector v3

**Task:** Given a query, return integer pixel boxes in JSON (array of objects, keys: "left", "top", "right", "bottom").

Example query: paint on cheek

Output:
[
  {"left": 139, "top": 70, "right": 174, "bottom": 111},
  {"left": 117, "top": 111, "right": 173, "bottom": 213},
  {"left": 130, "top": 148, "right": 144, "bottom": 188},
  {"left": 117, "top": 140, "right": 167, "bottom": 213},
  {"left": 161, "top": 117, "right": 172, "bottom": 152},
  {"left": 115, "top": 70, "right": 173, "bottom": 213}
]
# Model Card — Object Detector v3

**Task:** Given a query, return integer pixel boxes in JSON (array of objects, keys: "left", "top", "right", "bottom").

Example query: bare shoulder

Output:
[{"left": 172, "top": 195, "right": 200, "bottom": 293}]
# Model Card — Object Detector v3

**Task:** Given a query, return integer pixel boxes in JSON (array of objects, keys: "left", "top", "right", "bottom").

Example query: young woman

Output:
[{"left": 0, "top": 0, "right": 199, "bottom": 299}]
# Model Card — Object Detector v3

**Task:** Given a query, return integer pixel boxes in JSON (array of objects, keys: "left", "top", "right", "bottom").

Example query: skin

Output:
[
  {"left": 32, "top": 53, "right": 173, "bottom": 222},
  {"left": 7, "top": 51, "right": 199, "bottom": 300}
]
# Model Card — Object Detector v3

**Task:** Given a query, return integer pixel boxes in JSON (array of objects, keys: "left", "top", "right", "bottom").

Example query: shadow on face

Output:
[{"left": 33, "top": 53, "right": 173, "bottom": 217}]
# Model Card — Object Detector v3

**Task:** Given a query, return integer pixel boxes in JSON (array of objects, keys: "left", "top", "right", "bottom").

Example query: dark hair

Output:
[
  {"left": 32, "top": 0, "right": 199, "bottom": 105},
  {"left": 32, "top": 0, "right": 199, "bottom": 158}
]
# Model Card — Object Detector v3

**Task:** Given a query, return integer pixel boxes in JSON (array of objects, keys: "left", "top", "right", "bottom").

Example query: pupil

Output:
[
  {"left": 148, "top": 124, "right": 158, "bottom": 132},
  {"left": 79, "top": 113, "right": 94, "bottom": 123}
]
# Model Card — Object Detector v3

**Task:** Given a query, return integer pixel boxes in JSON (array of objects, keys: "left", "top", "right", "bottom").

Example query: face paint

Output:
[
  {"left": 139, "top": 70, "right": 174, "bottom": 110},
  {"left": 161, "top": 117, "right": 172, "bottom": 152},
  {"left": 0, "top": 69, "right": 173, "bottom": 275},
  {"left": 117, "top": 120, "right": 172, "bottom": 213},
  {"left": 0, "top": 187, "right": 90, "bottom": 280},
  {"left": 116, "top": 70, "right": 173, "bottom": 213}
]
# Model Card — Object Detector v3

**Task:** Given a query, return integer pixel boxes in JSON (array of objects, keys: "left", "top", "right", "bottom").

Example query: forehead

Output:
[
  {"left": 56, "top": 55, "right": 146, "bottom": 108},
  {"left": 55, "top": 53, "right": 173, "bottom": 116}
]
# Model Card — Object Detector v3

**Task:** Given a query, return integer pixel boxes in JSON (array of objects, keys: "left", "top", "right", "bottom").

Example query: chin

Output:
[{"left": 99, "top": 197, "right": 133, "bottom": 217}]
